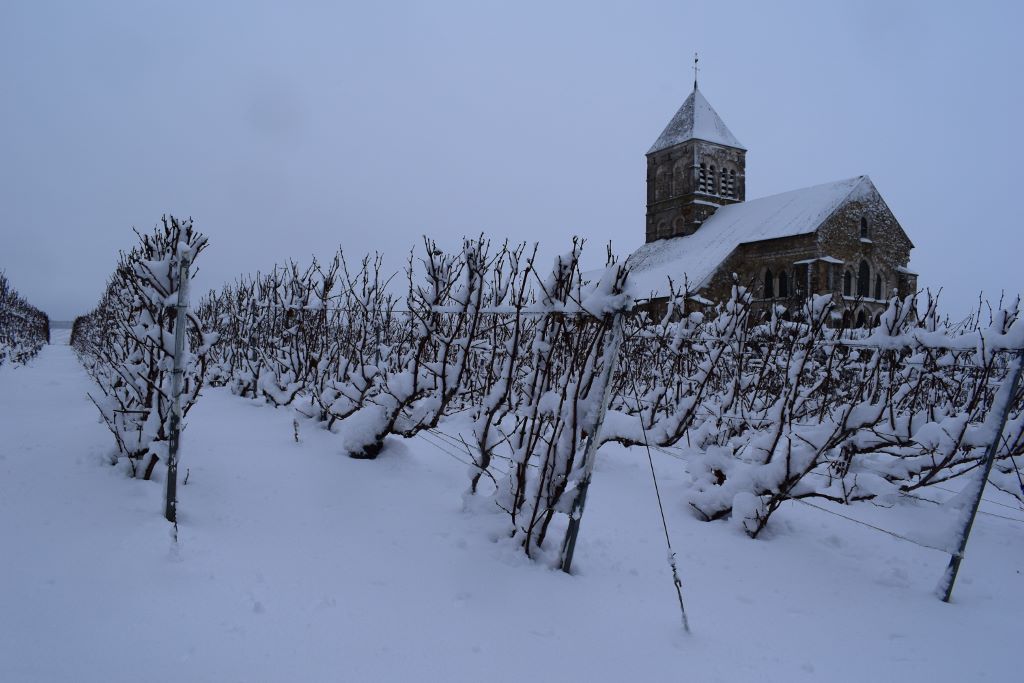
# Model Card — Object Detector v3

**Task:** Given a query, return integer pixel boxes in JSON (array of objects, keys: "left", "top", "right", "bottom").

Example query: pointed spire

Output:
[
  {"left": 693, "top": 52, "right": 699, "bottom": 91},
  {"left": 647, "top": 83, "right": 745, "bottom": 154}
]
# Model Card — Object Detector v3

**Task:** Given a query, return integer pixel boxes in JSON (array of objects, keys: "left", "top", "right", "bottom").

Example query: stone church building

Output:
[{"left": 626, "top": 83, "right": 917, "bottom": 327}]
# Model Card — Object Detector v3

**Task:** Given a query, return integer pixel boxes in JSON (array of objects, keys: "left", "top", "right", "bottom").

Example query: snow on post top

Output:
[{"left": 648, "top": 86, "right": 745, "bottom": 154}]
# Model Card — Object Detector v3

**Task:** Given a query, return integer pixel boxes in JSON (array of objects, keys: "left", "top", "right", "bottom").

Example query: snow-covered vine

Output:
[
  {"left": 197, "top": 235, "right": 1024, "bottom": 555},
  {"left": 0, "top": 272, "right": 49, "bottom": 365},
  {"left": 72, "top": 216, "right": 216, "bottom": 479}
]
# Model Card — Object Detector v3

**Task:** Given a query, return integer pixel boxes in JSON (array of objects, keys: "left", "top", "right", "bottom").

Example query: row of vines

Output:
[
  {"left": 71, "top": 217, "right": 215, "bottom": 481},
  {"left": 67, "top": 221, "right": 1024, "bottom": 571},
  {"left": 194, "top": 236, "right": 1024, "bottom": 561},
  {"left": 0, "top": 272, "right": 49, "bottom": 366},
  {"left": 612, "top": 289, "right": 1024, "bottom": 537},
  {"left": 197, "top": 237, "right": 629, "bottom": 561}
]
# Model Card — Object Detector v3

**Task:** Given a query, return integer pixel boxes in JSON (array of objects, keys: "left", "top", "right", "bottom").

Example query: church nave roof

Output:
[{"left": 626, "top": 176, "right": 874, "bottom": 299}]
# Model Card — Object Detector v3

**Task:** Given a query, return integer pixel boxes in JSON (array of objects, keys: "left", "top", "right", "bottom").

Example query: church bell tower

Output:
[{"left": 645, "top": 67, "right": 746, "bottom": 242}]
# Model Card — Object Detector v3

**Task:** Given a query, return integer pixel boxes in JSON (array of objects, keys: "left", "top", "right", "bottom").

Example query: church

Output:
[{"left": 625, "top": 79, "right": 917, "bottom": 327}]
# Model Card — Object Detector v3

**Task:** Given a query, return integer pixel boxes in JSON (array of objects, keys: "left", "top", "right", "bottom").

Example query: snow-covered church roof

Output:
[
  {"left": 626, "top": 175, "right": 874, "bottom": 299},
  {"left": 648, "top": 87, "right": 745, "bottom": 154}
]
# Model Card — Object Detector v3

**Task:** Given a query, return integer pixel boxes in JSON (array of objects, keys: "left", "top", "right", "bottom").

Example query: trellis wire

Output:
[
  {"left": 790, "top": 498, "right": 955, "bottom": 554},
  {"left": 633, "top": 384, "right": 691, "bottom": 632}
]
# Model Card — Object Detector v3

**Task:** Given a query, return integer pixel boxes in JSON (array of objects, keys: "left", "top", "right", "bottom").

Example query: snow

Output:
[
  {"left": 648, "top": 87, "right": 745, "bottom": 153},
  {"left": 626, "top": 176, "right": 873, "bottom": 299},
  {"left": 794, "top": 255, "right": 844, "bottom": 265},
  {"left": 1, "top": 332, "right": 1022, "bottom": 681}
]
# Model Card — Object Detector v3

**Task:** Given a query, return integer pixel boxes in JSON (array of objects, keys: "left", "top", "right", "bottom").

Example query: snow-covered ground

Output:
[{"left": 1, "top": 333, "right": 1021, "bottom": 682}]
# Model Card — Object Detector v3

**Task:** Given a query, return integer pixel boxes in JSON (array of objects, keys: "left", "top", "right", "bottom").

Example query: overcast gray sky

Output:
[{"left": 2, "top": 0, "right": 1021, "bottom": 321}]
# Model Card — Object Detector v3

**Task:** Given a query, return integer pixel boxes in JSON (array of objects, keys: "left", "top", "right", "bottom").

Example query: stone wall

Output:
[
  {"left": 638, "top": 183, "right": 917, "bottom": 327},
  {"left": 645, "top": 140, "right": 746, "bottom": 242}
]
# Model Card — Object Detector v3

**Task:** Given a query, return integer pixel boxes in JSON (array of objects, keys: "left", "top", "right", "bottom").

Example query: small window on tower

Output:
[
  {"left": 728, "top": 169, "right": 736, "bottom": 198},
  {"left": 709, "top": 165, "right": 717, "bottom": 194},
  {"left": 860, "top": 216, "right": 870, "bottom": 239},
  {"left": 720, "top": 168, "right": 728, "bottom": 197},
  {"left": 698, "top": 164, "right": 708, "bottom": 193}
]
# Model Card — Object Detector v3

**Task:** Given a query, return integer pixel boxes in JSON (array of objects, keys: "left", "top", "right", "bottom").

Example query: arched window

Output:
[
  {"left": 720, "top": 168, "right": 729, "bottom": 197},
  {"left": 673, "top": 161, "right": 685, "bottom": 196},
  {"left": 763, "top": 269, "right": 774, "bottom": 298},
  {"left": 728, "top": 169, "right": 737, "bottom": 197},
  {"left": 860, "top": 216, "right": 870, "bottom": 239},
  {"left": 778, "top": 271, "right": 789, "bottom": 298},
  {"left": 709, "top": 165, "right": 717, "bottom": 194},
  {"left": 874, "top": 274, "right": 882, "bottom": 299},
  {"left": 843, "top": 271, "right": 852, "bottom": 296},
  {"left": 698, "top": 164, "right": 708, "bottom": 193},
  {"left": 857, "top": 260, "right": 870, "bottom": 297}
]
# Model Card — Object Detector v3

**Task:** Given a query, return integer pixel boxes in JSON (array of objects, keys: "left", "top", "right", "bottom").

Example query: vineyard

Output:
[
  {"left": 64, "top": 219, "right": 1024, "bottom": 589},
  {"left": 3, "top": 218, "right": 1023, "bottom": 680},
  {"left": 5, "top": 1, "right": 1022, "bottom": 678}
]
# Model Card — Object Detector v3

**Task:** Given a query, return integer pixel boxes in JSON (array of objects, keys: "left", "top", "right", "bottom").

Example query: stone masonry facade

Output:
[
  {"left": 640, "top": 86, "right": 916, "bottom": 327},
  {"left": 699, "top": 186, "right": 917, "bottom": 325},
  {"left": 646, "top": 140, "right": 746, "bottom": 242}
]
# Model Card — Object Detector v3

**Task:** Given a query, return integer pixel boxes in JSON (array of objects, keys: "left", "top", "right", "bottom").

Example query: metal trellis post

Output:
[
  {"left": 165, "top": 250, "right": 193, "bottom": 525},
  {"left": 938, "top": 347, "right": 1024, "bottom": 602},
  {"left": 559, "top": 310, "right": 625, "bottom": 574}
]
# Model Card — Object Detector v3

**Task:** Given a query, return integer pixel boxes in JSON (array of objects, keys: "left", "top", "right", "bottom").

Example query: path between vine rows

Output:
[{"left": 1, "top": 333, "right": 1021, "bottom": 682}]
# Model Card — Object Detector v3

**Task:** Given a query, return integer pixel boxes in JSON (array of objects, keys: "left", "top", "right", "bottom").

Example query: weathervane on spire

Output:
[{"left": 693, "top": 52, "right": 700, "bottom": 90}]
